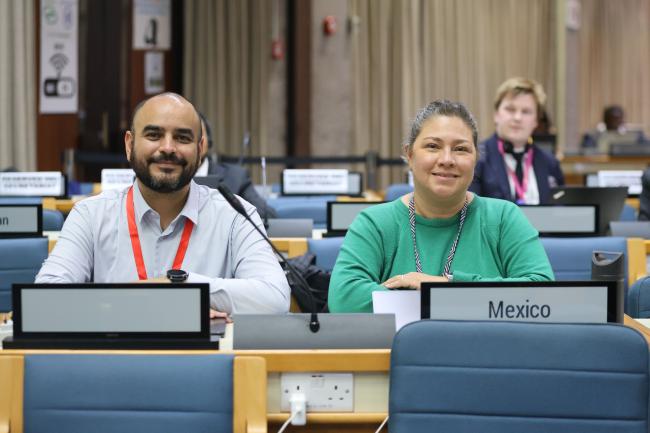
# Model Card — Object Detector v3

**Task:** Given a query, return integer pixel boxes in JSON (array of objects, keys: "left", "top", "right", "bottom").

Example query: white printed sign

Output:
[
  {"left": 101, "top": 169, "right": 135, "bottom": 191},
  {"left": 133, "top": 0, "right": 171, "bottom": 50},
  {"left": 144, "top": 51, "right": 164, "bottom": 94},
  {"left": 282, "top": 169, "right": 349, "bottom": 195},
  {"left": 597, "top": 170, "right": 642, "bottom": 195},
  {"left": 0, "top": 172, "right": 65, "bottom": 197},
  {"left": 40, "top": 0, "right": 78, "bottom": 113}
]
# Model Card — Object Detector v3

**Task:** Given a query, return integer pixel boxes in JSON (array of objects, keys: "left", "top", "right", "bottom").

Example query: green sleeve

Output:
[
  {"left": 454, "top": 203, "right": 554, "bottom": 282},
  {"left": 328, "top": 212, "right": 388, "bottom": 312}
]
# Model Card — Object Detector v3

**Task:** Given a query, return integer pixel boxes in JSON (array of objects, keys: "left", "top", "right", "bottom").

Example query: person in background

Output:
[
  {"left": 581, "top": 105, "right": 645, "bottom": 150},
  {"left": 37, "top": 92, "right": 290, "bottom": 316},
  {"left": 196, "top": 113, "right": 276, "bottom": 220},
  {"left": 639, "top": 168, "right": 650, "bottom": 220},
  {"left": 470, "top": 77, "right": 564, "bottom": 204},
  {"left": 328, "top": 99, "right": 553, "bottom": 313}
]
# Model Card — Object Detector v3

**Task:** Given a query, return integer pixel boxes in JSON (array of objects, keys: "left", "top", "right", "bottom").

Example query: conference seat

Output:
[
  {"left": 628, "top": 276, "right": 650, "bottom": 318},
  {"left": 270, "top": 199, "right": 331, "bottom": 229},
  {"left": 307, "top": 237, "right": 345, "bottom": 271},
  {"left": 0, "top": 353, "right": 267, "bottom": 433},
  {"left": 389, "top": 320, "right": 650, "bottom": 433},
  {"left": 0, "top": 237, "right": 48, "bottom": 312},
  {"left": 620, "top": 203, "right": 637, "bottom": 221},
  {"left": 42, "top": 209, "right": 64, "bottom": 231},
  {"left": 540, "top": 236, "right": 645, "bottom": 290},
  {"left": 384, "top": 183, "right": 412, "bottom": 202}
]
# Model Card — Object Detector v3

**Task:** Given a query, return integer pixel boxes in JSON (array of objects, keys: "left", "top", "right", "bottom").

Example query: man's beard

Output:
[{"left": 129, "top": 147, "right": 199, "bottom": 193}]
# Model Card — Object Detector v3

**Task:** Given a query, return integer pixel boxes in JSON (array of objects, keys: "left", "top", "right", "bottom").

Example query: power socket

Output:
[{"left": 281, "top": 373, "right": 354, "bottom": 412}]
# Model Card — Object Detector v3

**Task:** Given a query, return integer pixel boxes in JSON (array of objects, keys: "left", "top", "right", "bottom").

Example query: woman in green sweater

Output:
[{"left": 328, "top": 99, "right": 554, "bottom": 313}]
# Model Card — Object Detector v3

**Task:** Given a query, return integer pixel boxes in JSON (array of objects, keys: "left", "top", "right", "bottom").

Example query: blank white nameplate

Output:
[
  {"left": 0, "top": 204, "right": 42, "bottom": 237},
  {"left": 597, "top": 170, "right": 642, "bottom": 195},
  {"left": 282, "top": 169, "right": 349, "bottom": 195},
  {"left": 101, "top": 169, "right": 135, "bottom": 191},
  {"left": 519, "top": 205, "right": 597, "bottom": 235},
  {"left": 421, "top": 281, "right": 619, "bottom": 323},
  {"left": 0, "top": 172, "right": 65, "bottom": 197},
  {"left": 372, "top": 290, "right": 420, "bottom": 331}
]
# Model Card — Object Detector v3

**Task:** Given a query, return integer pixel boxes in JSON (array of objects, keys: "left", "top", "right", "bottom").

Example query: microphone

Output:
[
  {"left": 216, "top": 183, "right": 320, "bottom": 333},
  {"left": 238, "top": 131, "right": 251, "bottom": 165}
]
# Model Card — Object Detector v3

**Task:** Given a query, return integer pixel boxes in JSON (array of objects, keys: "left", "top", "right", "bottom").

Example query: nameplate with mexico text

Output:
[
  {"left": 421, "top": 281, "right": 620, "bottom": 324},
  {"left": 0, "top": 204, "right": 42, "bottom": 237}
]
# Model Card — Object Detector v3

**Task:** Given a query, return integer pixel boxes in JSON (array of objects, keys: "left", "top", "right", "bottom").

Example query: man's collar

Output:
[{"left": 131, "top": 181, "right": 200, "bottom": 226}]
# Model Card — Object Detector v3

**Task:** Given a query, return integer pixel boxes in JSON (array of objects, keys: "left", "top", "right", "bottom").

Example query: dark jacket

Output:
[
  {"left": 207, "top": 158, "right": 277, "bottom": 220},
  {"left": 470, "top": 134, "right": 565, "bottom": 204}
]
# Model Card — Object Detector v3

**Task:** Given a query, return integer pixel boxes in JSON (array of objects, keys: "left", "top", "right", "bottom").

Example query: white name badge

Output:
[
  {"left": 282, "top": 169, "right": 349, "bottom": 195},
  {"left": 421, "top": 282, "right": 618, "bottom": 324},
  {"left": 0, "top": 172, "right": 65, "bottom": 197},
  {"left": 101, "top": 169, "right": 135, "bottom": 191},
  {"left": 0, "top": 205, "right": 42, "bottom": 236}
]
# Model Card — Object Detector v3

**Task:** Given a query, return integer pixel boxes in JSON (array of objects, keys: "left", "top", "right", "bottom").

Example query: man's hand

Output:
[
  {"left": 210, "top": 308, "right": 232, "bottom": 323},
  {"left": 382, "top": 272, "right": 449, "bottom": 290}
]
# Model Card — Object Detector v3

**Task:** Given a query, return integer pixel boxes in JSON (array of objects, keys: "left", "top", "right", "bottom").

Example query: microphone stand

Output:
[{"left": 216, "top": 183, "right": 320, "bottom": 333}]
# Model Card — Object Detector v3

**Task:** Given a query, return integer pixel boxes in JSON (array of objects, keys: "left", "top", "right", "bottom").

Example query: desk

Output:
[
  {"left": 561, "top": 155, "right": 650, "bottom": 185},
  {"left": 41, "top": 197, "right": 78, "bottom": 214}
]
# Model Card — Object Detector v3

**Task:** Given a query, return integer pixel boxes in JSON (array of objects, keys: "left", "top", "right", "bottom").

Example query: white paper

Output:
[
  {"left": 283, "top": 169, "right": 349, "bottom": 195},
  {"left": 40, "top": 0, "right": 79, "bottom": 113},
  {"left": 372, "top": 291, "right": 420, "bottom": 331},
  {"left": 0, "top": 172, "right": 65, "bottom": 196},
  {"left": 101, "top": 169, "right": 135, "bottom": 191},
  {"left": 144, "top": 51, "right": 164, "bottom": 94},
  {"left": 133, "top": 0, "right": 171, "bottom": 50}
]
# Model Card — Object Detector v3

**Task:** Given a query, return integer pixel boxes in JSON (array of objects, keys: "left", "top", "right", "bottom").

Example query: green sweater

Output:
[{"left": 328, "top": 195, "right": 554, "bottom": 313}]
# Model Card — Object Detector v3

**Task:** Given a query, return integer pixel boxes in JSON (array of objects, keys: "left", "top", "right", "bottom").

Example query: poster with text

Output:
[
  {"left": 40, "top": 0, "right": 78, "bottom": 114},
  {"left": 133, "top": 0, "right": 171, "bottom": 50}
]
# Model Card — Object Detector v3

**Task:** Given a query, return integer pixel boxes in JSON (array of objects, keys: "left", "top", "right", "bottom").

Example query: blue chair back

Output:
[
  {"left": 628, "top": 276, "right": 650, "bottom": 318},
  {"left": 24, "top": 354, "right": 234, "bottom": 433},
  {"left": 307, "top": 237, "right": 345, "bottom": 271},
  {"left": 42, "top": 209, "right": 64, "bottom": 231},
  {"left": 385, "top": 183, "right": 413, "bottom": 201},
  {"left": 269, "top": 197, "right": 334, "bottom": 229},
  {"left": 0, "top": 237, "right": 48, "bottom": 312},
  {"left": 540, "top": 236, "right": 628, "bottom": 287},
  {"left": 620, "top": 204, "right": 637, "bottom": 221},
  {"left": 389, "top": 320, "right": 650, "bottom": 433}
]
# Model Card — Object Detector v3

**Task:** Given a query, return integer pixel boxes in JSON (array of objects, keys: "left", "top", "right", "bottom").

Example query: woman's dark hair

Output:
[{"left": 405, "top": 99, "right": 478, "bottom": 152}]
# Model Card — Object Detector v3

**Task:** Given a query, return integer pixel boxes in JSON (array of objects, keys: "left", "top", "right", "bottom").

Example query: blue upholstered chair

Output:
[
  {"left": 384, "top": 183, "right": 413, "bottom": 202},
  {"left": 619, "top": 204, "right": 637, "bottom": 221},
  {"left": 0, "top": 353, "right": 266, "bottom": 433},
  {"left": 389, "top": 320, "right": 650, "bottom": 433},
  {"left": 307, "top": 237, "right": 345, "bottom": 271},
  {"left": 0, "top": 237, "right": 48, "bottom": 312},
  {"left": 628, "top": 276, "right": 650, "bottom": 318},
  {"left": 540, "top": 236, "right": 630, "bottom": 287},
  {"left": 42, "top": 209, "right": 64, "bottom": 231}
]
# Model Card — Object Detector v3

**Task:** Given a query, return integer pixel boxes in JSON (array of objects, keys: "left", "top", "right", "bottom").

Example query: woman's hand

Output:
[{"left": 382, "top": 272, "right": 449, "bottom": 290}]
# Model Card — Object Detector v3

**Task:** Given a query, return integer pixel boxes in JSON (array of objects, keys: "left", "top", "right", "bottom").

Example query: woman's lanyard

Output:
[
  {"left": 126, "top": 186, "right": 194, "bottom": 280},
  {"left": 408, "top": 193, "right": 468, "bottom": 275},
  {"left": 497, "top": 139, "right": 534, "bottom": 203}
]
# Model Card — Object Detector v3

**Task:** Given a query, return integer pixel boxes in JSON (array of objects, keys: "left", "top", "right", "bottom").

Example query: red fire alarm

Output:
[
  {"left": 271, "top": 40, "right": 284, "bottom": 60},
  {"left": 323, "top": 15, "right": 337, "bottom": 35}
]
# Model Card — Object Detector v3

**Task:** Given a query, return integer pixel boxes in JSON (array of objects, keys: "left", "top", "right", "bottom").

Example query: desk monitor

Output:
[
  {"left": 596, "top": 170, "right": 643, "bottom": 196},
  {"left": 597, "top": 130, "right": 642, "bottom": 154},
  {"left": 550, "top": 186, "right": 628, "bottom": 235},
  {"left": 266, "top": 218, "right": 313, "bottom": 238},
  {"left": 325, "top": 201, "right": 383, "bottom": 237},
  {"left": 5, "top": 283, "right": 218, "bottom": 350},
  {"left": 532, "top": 133, "right": 556, "bottom": 155},
  {"left": 421, "top": 281, "right": 621, "bottom": 324},
  {"left": 232, "top": 313, "right": 396, "bottom": 349},
  {"left": 519, "top": 205, "right": 598, "bottom": 236}
]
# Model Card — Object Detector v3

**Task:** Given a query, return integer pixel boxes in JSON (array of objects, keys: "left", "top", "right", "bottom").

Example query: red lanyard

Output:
[
  {"left": 497, "top": 139, "right": 534, "bottom": 202},
  {"left": 126, "top": 186, "right": 194, "bottom": 280}
]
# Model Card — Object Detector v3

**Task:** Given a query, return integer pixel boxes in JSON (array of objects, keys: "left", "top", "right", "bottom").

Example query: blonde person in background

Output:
[
  {"left": 470, "top": 77, "right": 564, "bottom": 204},
  {"left": 328, "top": 99, "right": 553, "bottom": 313}
]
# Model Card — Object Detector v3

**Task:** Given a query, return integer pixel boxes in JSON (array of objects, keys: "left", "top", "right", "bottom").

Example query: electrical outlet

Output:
[{"left": 281, "top": 373, "right": 354, "bottom": 412}]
